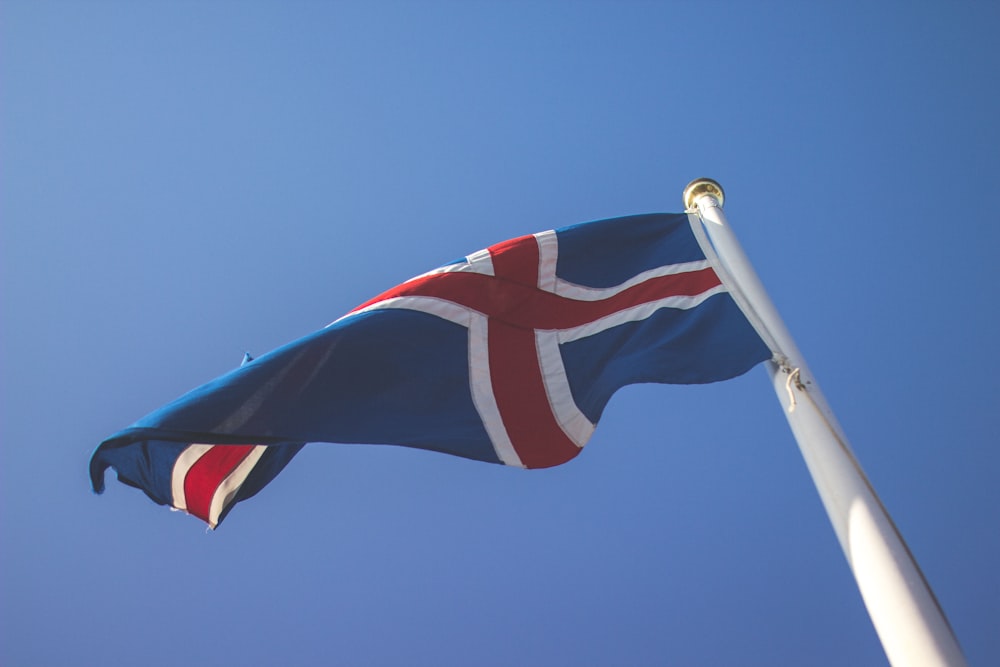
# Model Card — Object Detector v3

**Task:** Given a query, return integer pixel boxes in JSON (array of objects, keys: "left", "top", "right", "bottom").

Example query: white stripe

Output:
[
  {"left": 534, "top": 231, "right": 559, "bottom": 292},
  {"left": 535, "top": 329, "right": 595, "bottom": 447},
  {"left": 346, "top": 296, "right": 478, "bottom": 326},
  {"left": 532, "top": 231, "right": 594, "bottom": 448},
  {"left": 206, "top": 445, "right": 268, "bottom": 528},
  {"left": 352, "top": 297, "right": 524, "bottom": 467},
  {"left": 556, "top": 285, "right": 728, "bottom": 343},
  {"left": 407, "top": 248, "right": 496, "bottom": 281},
  {"left": 326, "top": 251, "right": 496, "bottom": 328},
  {"left": 170, "top": 444, "right": 214, "bottom": 512},
  {"left": 552, "top": 259, "right": 711, "bottom": 301},
  {"left": 467, "top": 314, "right": 523, "bottom": 468},
  {"left": 464, "top": 248, "right": 495, "bottom": 275}
]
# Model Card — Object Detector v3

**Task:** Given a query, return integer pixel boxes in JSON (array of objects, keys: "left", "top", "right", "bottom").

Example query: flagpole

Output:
[{"left": 683, "top": 179, "right": 967, "bottom": 667}]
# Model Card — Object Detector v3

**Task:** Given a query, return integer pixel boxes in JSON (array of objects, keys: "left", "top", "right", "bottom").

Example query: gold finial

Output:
[{"left": 683, "top": 178, "right": 725, "bottom": 210}]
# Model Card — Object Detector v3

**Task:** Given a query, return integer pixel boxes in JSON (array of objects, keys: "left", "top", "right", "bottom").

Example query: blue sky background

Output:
[{"left": 2, "top": 2, "right": 998, "bottom": 665}]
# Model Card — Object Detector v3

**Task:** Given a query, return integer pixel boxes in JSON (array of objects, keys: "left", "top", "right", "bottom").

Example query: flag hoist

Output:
[{"left": 683, "top": 178, "right": 967, "bottom": 667}]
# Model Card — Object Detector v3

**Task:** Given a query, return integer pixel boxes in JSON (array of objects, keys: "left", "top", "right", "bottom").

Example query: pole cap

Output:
[{"left": 683, "top": 178, "right": 725, "bottom": 210}]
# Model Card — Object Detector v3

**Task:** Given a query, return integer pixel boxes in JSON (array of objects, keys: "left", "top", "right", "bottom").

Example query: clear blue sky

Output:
[{"left": 2, "top": 2, "right": 998, "bottom": 665}]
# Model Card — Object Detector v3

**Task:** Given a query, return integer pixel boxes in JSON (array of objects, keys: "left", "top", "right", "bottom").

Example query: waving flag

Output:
[{"left": 91, "top": 212, "right": 772, "bottom": 527}]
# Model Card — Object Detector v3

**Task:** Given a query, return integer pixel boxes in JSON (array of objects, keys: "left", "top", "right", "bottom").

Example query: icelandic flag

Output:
[{"left": 90, "top": 213, "right": 772, "bottom": 527}]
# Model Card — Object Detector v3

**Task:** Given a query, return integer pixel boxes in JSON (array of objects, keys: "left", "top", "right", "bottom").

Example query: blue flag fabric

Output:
[{"left": 91, "top": 213, "right": 772, "bottom": 527}]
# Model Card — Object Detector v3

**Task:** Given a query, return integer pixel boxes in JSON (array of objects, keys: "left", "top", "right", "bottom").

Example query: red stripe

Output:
[
  {"left": 352, "top": 267, "right": 721, "bottom": 329},
  {"left": 184, "top": 445, "right": 256, "bottom": 523},
  {"left": 488, "top": 234, "right": 539, "bottom": 286},
  {"left": 487, "top": 236, "right": 581, "bottom": 468},
  {"left": 488, "top": 319, "right": 581, "bottom": 468}
]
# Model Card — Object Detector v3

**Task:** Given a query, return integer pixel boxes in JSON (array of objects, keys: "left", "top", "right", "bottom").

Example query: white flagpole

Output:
[{"left": 683, "top": 179, "right": 967, "bottom": 667}]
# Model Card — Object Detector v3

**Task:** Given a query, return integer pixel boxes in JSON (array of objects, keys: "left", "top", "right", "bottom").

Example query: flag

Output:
[{"left": 90, "top": 213, "right": 772, "bottom": 527}]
